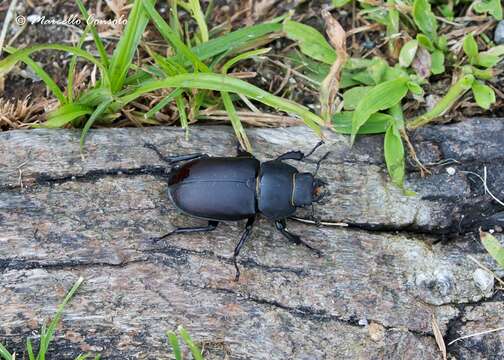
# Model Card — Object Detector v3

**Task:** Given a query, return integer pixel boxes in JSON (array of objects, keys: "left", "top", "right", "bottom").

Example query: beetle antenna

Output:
[{"left": 314, "top": 151, "right": 331, "bottom": 176}]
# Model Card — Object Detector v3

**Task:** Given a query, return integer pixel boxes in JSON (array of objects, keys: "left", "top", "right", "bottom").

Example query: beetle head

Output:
[
  {"left": 292, "top": 174, "right": 328, "bottom": 207},
  {"left": 293, "top": 150, "right": 330, "bottom": 207},
  {"left": 312, "top": 178, "right": 328, "bottom": 203}
]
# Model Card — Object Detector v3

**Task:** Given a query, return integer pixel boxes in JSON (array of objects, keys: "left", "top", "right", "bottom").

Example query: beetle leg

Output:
[
  {"left": 233, "top": 216, "right": 255, "bottom": 281},
  {"left": 151, "top": 220, "right": 219, "bottom": 243},
  {"left": 275, "top": 140, "right": 324, "bottom": 161},
  {"left": 144, "top": 143, "right": 208, "bottom": 165},
  {"left": 275, "top": 219, "right": 322, "bottom": 257}
]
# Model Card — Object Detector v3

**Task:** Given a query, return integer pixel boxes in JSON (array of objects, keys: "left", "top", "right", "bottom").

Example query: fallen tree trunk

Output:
[{"left": 0, "top": 119, "right": 503, "bottom": 359}]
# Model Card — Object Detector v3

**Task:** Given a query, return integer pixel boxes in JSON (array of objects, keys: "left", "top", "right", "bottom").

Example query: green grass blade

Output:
[
  {"left": 20, "top": 56, "right": 66, "bottom": 104},
  {"left": 190, "top": 23, "right": 281, "bottom": 61},
  {"left": 4, "top": 46, "right": 66, "bottom": 103},
  {"left": 146, "top": 46, "right": 187, "bottom": 75},
  {"left": 384, "top": 122, "right": 405, "bottom": 189},
  {"left": 0, "top": 44, "right": 110, "bottom": 87},
  {"left": 108, "top": 0, "right": 153, "bottom": 92},
  {"left": 169, "top": 0, "right": 182, "bottom": 41},
  {"left": 481, "top": 230, "right": 504, "bottom": 268},
  {"left": 77, "top": 87, "right": 113, "bottom": 107},
  {"left": 68, "top": 25, "right": 92, "bottom": 103},
  {"left": 166, "top": 331, "right": 182, "bottom": 360},
  {"left": 221, "top": 91, "right": 251, "bottom": 151},
  {"left": 221, "top": 48, "right": 271, "bottom": 73},
  {"left": 332, "top": 112, "right": 391, "bottom": 134},
  {"left": 144, "top": 88, "right": 184, "bottom": 118},
  {"left": 44, "top": 104, "right": 93, "bottom": 128},
  {"left": 117, "top": 73, "right": 324, "bottom": 134},
  {"left": 351, "top": 77, "right": 408, "bottom": 145},
  {"left": 175, "top": 95, "right": 189, "bottom": 136},
  {"left": 37, "top": 277, "right": 84, "bottom": 360},
  {"left": 218, "top": 48, "right": 270, "bottom": 151},
  {"left": 75, "top": 0, "right": 109, "bottom": 68},
  {"left": 0, "top": 343, "right": 13, "bottom": 360},
  {"left": 125, "top": 23, "right": 281, "bottom": 84},
  {"left": 179, "top": 0, "right": 209, "bottom": 43},
  {"left": 178, "top": 327, "right": 203, "bottom": 360},
  {"left": 142, "top": 0, "right": 209, "bottom": 72},
  {"left": 27, "top": 338, "right": 35, "bottom": 360},
  {"left": 80, "top": 99, "right": 113, "bottom": 149}
]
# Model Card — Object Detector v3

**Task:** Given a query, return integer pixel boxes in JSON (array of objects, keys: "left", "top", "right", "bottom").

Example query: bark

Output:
[{"left": 0, "top": 119, "right": 503, "bottom": 359}]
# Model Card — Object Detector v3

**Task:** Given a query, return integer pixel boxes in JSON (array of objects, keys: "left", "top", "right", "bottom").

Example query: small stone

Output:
[
  {"left": 473, "top": 268, "right": 494, "bottom": 293},
  {"left": 446, "top": 167, "right": 456, "bottom": 176},
  {"left": 368, "top": 322, "right": 385, "bottom": 342},
  {"left": 495, "top": 21, "right": 504, "bottom": 45},
  {"left": 358, "top": 318, "right": 368, "bottom": 326}
]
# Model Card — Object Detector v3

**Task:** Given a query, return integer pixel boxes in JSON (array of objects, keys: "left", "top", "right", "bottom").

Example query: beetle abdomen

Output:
[{"left": 168, "top": 158, "right": 259, "bottom": 221}]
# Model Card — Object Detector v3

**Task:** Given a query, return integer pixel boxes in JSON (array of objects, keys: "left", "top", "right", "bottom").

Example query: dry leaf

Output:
[
  {"left": 431, "top": 314, "right": 447, "bottom": 360},
  {"left": 320, "top": 10, "right": 348, "bottom": 124}
]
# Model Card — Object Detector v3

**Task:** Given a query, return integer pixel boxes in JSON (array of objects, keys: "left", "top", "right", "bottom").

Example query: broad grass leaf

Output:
[
  {"left": 173, "top": 23, "right": 281, "bottom": 65},
  {"left": 44, "top": 104, "right": 93, "bottom": 128},
  {"left": 287, "top": 50, "right": 331, "bottom": 84},
  {"left": 283, "top": 20, "right": 337, "bottom": 65},
  {"left": 384, "top": 123, "right": 405, "bottom": 188},
  {"left": 407, "top": 81, "right": 423, "bottom": 95},
  {"left": 472, "top": 81, "right": 496, "bottom": 109},
  {"left": 463, "top": 34, "right": 479, "bottom": 63},
  {"left": 343, "top": 86, "right": 373, "bottom": 110},
  {"left": 413, "top": 0, "right": 438, "bottom": 42},
  {"left": 351, "top": 77, "right": 408, "bottom": 144},
  {"left": 480, "top": 230, "right": 504, "bottom": 268},
  {"left": 431, "top": 50, "right": 445, "bottom": 75},
  {"left": 478, "top": 45, "right": 504, "bottom": 68},
  {"left": 416, "top": 34, "right": 435, "bottom": 52},
  {"left": 77, "top": 88, "right": 113, "bottom": 107},
  {"left": 399, "top": 40, "right": 418, "bottom": 68},
  {"left": 333, "top": 112, "right": 391, "bottom": 134},
  {"left": 474, "top": 0, "right": 503, "bottom": 20}
]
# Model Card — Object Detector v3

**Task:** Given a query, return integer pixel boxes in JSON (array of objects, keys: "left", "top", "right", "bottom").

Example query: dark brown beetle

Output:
[{"left": 145, "top": 142, "right": 329, "bottom": 280}]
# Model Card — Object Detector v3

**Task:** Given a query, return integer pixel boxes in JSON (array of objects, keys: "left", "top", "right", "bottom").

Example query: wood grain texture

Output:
[{"left": 1, "top": 119, "right": 503, "bottom": 359}]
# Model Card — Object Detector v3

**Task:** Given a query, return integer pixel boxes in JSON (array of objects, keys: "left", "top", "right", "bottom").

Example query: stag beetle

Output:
[{"left": 144, "top": 142, "right": 329, "bottom": 280}]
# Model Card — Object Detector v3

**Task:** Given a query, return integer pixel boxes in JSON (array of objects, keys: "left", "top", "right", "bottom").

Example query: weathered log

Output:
[{"left": 0, "top": 119, "right": 503, "bottom": 359}]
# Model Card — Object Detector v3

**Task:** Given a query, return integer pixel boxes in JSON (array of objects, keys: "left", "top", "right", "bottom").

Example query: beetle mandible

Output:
[{"left": 144, "top": 141, "right": 329, "bottom": 281}]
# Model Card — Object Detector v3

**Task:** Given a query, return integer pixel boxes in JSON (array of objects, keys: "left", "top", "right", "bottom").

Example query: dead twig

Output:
[
  {"left": 448, "top": 326, "right": 504, "bottom": 346},
  {"left": 460, "top": 166, "right": 504, "bottom": 207},
  {"left": 432, "top": 315, "right": 447, "bottom": 360}
]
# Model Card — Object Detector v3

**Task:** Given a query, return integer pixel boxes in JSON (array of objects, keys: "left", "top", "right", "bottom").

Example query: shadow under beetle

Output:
[{"left": 144, "top": 142, "right": 330, "bottom": 281}]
